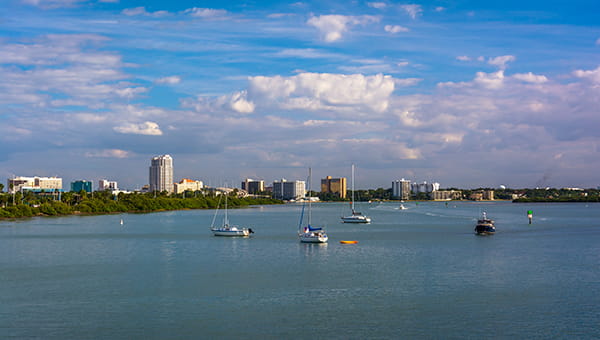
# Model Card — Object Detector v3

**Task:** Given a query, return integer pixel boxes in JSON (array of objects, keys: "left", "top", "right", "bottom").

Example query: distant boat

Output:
[
  {"left": 474, "top": 212, "right": 495, "bottom": 235},
  {"left": 210, "top": 193, "right": 254, "bottom": 237},
  {"left": 120, "top": 218, "right": 124, "bottom": 226},
  {"left": 341, "top": 164, "right": 371, "bottom": 224},
  {"left": 398, "top": 204, "right": 407, "bottom": 210},
  {"left": 299, "top": 168, "right": 328, "bottom": 243},
  {"left": 340, "top": 240, "right": 358, "bottom": 244}
]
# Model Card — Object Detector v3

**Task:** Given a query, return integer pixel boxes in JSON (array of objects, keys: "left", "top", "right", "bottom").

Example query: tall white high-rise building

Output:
[
  {"left": 392, "top": 178, "right": 411, "bottom": 200},
  {"left": 272, "top": 179, "right": 306, "bottom": 200},
  {"left": 149, "top": 154, "right": 174, "bottom": 193}
]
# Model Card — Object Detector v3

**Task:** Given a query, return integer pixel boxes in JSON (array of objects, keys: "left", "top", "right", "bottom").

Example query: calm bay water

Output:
[{"left": 1, "top": 201, "right": 599, "bottom": 339}]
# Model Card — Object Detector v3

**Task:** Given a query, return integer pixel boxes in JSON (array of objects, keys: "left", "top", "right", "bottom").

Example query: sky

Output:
[{"left": 1, "top": 0, "right": 599, "bottom": 190}]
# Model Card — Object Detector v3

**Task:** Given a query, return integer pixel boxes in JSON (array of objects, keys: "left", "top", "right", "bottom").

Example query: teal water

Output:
[{"left": 1, "top": 201, "right": 599, "bottom": 339}]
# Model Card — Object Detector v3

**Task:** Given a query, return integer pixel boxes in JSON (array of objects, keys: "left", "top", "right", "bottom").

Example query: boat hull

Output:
[
  {"left": 299, "top": 233, "right": 328, "bottom": 243},
  {"left": 211, "top": 228, "right": 251, "bottom": 237},
  {"left": 474, "top": 224, "right": 495, "bottom": 236},
  {"left": 341, "top": 216, "right": 371, "bottom": 223},
  {"left": 340, "top": 240, "right": 358, "bottom": 244}
]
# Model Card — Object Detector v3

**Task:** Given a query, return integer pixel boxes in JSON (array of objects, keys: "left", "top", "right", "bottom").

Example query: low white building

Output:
[
  {"left": 7, "top": 176, "right": 62, "bottom": 193},
  {"left": 174, "top": 178, "right": 204, "bottom": 194},
  {"left": 98, "top": 179, "right": 118, "bottom": 191}
]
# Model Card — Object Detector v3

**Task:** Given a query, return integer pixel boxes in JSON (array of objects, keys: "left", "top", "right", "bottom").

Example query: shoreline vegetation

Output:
[
  {"left": 0, "top": 191, "right": 282, "bottom": 220},
  {"left": 2, "top": 187, "right": 599, "bottom": 220}
]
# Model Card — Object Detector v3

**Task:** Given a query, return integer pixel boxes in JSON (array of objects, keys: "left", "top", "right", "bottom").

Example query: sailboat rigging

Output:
[{"left": 341, "top": 164, "right": 371, "bottom": 224}]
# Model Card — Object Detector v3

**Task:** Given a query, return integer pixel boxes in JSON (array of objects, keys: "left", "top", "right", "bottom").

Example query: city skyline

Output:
[{"left": 1, "top": 0, "right": 599, "bottom": 189}]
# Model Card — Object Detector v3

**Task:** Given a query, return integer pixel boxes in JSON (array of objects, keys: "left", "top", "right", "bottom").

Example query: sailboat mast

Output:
[
  {"left": 308, "top": 167, "right": 312, "bottom": 226},
  {"left": 351, "top": 164, "right": 355, "bottom": 212},
  {"left": 224, "top": 192, "right": 228, "bottom": 226}
]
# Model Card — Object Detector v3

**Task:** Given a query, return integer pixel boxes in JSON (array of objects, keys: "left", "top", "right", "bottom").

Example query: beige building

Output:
[
  {"left": 7, "top": 176, "right": 63, "bottom": 193},
  {"left": 431, "top": 190, "right": 462, "bottom": 200},
  {"left": 174, "top": 178, "right": 204, "bottom": 194},
  {"left": 470, "top": 190, "right": 495, "bottom": 201},
  {"left": 321, "top": 176, "right": 347, "bottom": 199}
]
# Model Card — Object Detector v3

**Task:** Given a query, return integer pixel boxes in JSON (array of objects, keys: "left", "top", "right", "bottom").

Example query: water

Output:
[{"left": 1, "top": 201, "right": 599, "bottom": 339}]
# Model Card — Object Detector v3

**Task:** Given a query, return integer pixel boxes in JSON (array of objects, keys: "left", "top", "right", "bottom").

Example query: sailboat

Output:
[
  {"left": 341, "top": 164, "right": 371, "bottom": 223},
  {"left": 298, "top": 168, "right": 328, "bottom": 243},
  {"left": 210, "top": 192, "right": 254, "bottom": 237}
]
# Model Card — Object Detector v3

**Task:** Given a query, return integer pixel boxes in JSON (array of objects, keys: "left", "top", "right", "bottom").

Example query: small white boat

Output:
[
  {"left": 398, "top": 204, "right": 407, "bottom": 210},
  {"left": 341, "top": 164, "right": 371, "bottom": 224},
  {"left": 299, "top": 168, "right": 328, "bottom": 243},
  {"left": 210, "top": 193, "right": 253, "bottom": 237}
]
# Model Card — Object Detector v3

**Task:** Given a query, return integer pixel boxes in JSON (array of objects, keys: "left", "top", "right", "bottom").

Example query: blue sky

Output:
[{"left": 1, "top": 0, "right": 599, "bottom": 190}]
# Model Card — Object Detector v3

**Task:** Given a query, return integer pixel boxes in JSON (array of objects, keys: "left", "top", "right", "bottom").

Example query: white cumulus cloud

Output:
[
  {"left": 368, "top": 2, "right": 387, "bottom": 9},
  {"left": 400, "top": 4, "right": 423, "bottom": 19},
  {"left": 248, "top": 72, "right": 395, "bottom": 113},
  {"left": 512, "top": 72, "right": 548, "bottom": 84},
  {"left": 307, "top": 14, "right": 379, "bottom": 42},
  {"left": 155, "top": 76, "right": 181, "bottom": 84},
  {"left": 474, "top": 70, "right": 505, "bottom": 89},
  {"left": 113, "top": 121, "right": 163, "bottom": 135},
  {"left": 384, "top": 25, "right": 409, "bottom": 33},
  {"left": 488, "top": 55, "right": 516, "bottom": 70},
  {"left": 84, "top": 149, "right": 131, "bottom": 158},
  {"left": 184, "top": 7, "right": 228, "bottom": 18},
  {"left": 573, "top": 65, "right": 600, "bottom": 83}
]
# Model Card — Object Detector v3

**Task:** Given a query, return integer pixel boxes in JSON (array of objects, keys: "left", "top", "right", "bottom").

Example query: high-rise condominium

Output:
[{"left": 149, "top": 154, "right": 174, "bottom": 193}]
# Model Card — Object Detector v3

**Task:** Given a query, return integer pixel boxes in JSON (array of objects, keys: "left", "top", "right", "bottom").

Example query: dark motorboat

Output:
[{"left": 474, "top": 212, "right": 495, "bottom": 235}]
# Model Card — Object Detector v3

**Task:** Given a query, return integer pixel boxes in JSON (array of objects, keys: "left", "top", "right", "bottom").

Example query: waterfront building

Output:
[
  {"left": 411, "top": 181, "right": 440, "bottom": 194},
  {"left": 7, "top": 176, "right": 63, "bottom": 194},
  {"left": 174, "top": 178, "right": 204, "bottom": 194},
  {"left": 71, "top": 180, "right": 93, "bottom": 193},
  {"left": 149, "top": 154, "right": 174, "bottom": 193},
  {"left": 241, "top": 179, "right": 265, "bottom": 195},
  {"left": 431, "top": 190, "right": 462, "bottom": 200},
  {"left": 98, "top": 179, "right": 118, "bottom": 191},
  {"left": 470, "top": 190, "right": 495, "bottom": 201},
  {"left": 392, "top": 178, "right": 411, "bottom": 200},
  {"left": 321, "top": 176, "right": 347, "bottom": 199},
  {"left": 272, "top": 179, "right": 306, "bottom": 200}
]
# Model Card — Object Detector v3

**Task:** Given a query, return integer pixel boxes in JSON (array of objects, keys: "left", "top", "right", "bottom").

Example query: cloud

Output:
[
  {"left": 21, "top": 0, "right": 85, "bottom": 9},
  {"left": 488, "top": 55, "right": 516, "bottom": 69},
  {"left": 573, "top": 65, "right": 600, "bottom": 83},
  {"left": 435, "top": 7, "right": 446, "bottom": 12},
  {"left": 384, "top": 25, "right": 409, "bottom": 33},
  {"left": 512, "top": 72, "right": 548, "bottom": 84},
  {"left": 113, "top": 121, "right": 163, "bottom": 135},
  {"left": 400, "top": 4, "right": 423, "bottom": 19},
  {"left": 596, "top": 38, "right": 600, "bottom": 45},
  {"left": 184, "top": 7, "right": 228, "bottom": 18},
  {"left": 181, "top": 91, "right": 255, "bottom": 114},
  {"left": 307, "top": 14, "right": 379, "bottom": 42},
  {"left": 155, "top": 76, "right": 181, "bottom": 85},
  {"left": 122, "top": 7, "right": 169, "bottom": 17},
  {"left": 84, "top": 149, "right": 131, "bottom": 158},
  {"left": 228, "top": 91, "right": 255, "bottom": 113},
  {"left": 274, "top": 48, "right": 343, "bottom": 59},
  {"left": 368, "top": 2, "right": 387, "bottom": 9},
  {"left": 456, "top": 56, "right": 471, "bottom": 61},
  {"left": 248, "top": 72, "right": 394, "bottom": 114},
  {"left": 0, "top": 34, "right": 145, "bottom": 110}
]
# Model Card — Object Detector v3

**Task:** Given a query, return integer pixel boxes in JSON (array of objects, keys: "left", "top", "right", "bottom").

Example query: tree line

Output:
[{"left": 0, "top": 190, "right": 282, "bottom": 219}]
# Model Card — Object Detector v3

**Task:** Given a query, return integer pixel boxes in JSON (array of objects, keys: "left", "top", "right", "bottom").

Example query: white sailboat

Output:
[
  {"left": 341, "top": 164, "right": 371, "bottom": 224},
  {"left": 210, "top": 193, "right": 254, "bottom": 237},
  {"left": 299, "top": 168, "right": 328, "bottom": 243}
]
